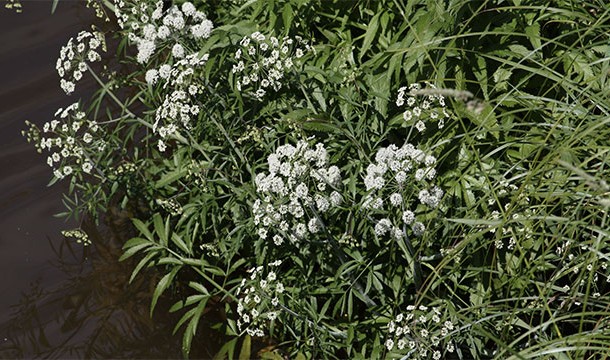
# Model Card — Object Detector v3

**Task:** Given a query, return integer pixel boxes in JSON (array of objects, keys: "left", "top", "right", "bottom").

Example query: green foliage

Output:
[{"left": 24, "top": 0, "right": 610, "bottom": 358}]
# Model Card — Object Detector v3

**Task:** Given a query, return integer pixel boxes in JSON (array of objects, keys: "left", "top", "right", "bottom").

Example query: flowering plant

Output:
[{"left": 20, "top": 0, "right": 610, "bottom": 358}]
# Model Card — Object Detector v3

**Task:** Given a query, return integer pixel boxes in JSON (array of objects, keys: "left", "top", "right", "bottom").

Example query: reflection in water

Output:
[{"left": 0, "top": 218, "right": 183, "bottom": 359}]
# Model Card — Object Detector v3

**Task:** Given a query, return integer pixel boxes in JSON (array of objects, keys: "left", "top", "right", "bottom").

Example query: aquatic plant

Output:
[{"left": 21, "top": 0, "right": 610, "bottom": 358}]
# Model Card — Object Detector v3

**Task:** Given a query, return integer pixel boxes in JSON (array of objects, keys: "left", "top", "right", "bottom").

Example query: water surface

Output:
[{"left": 0, "top": 3, "right": 221, "bottom": 358}]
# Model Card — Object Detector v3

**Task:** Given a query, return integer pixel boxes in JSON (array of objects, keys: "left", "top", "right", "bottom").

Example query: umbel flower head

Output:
[
  {"left": 363, "top": 142, "right": 444, "bottom": 240},
  {"left": 232, "top": 32, "right": 313, "bottom": 100},
  {"left": 385, "top": 303, "right": 457, "bottom": 359},
  {"left": 148, "top": 52, "right": 209, "bottom": 152},
  {"left": 252, "top": 140, "right": 342, "bottom": 248},
  {"left": 396, "top": 82, "right": 450, "bottom": 132},
  {"left": 56, "top": 31, "right": 105, "bottom": 95},
  {"left": 23, "top": 102, "right": 110, "bottom": 181},
  {"left": 236, "top": 260, "right": 285, "bottom": 337},
  {"left": 113, "top": 0, "right": 213, "bottom": 64}
]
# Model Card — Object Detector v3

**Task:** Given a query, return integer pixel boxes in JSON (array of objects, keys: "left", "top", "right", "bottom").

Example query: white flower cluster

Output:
[
  {"left": 396, "top": 83, "right": 450, "bottom": 132},
  {"left": 4, "top": 0, "right": 22, "bottom": 13},
  {"left": 155, "top": 198, "right": 183, "bottom": 216},
  {"left": 148, "top": 53, "right": 209, "bottom": 152},
  {"left": 61, "top": 229, "right": 92, "bottom": 246},
  {"left": 24, "top": 102, "right": 107, "bottom": 180},
  {"left": 236, "top": 260, "right": 285, "bottom": 337},
  {"left": 232, "top": 32, "right": 312, "bottom": 100},
  {"left": 363, "top": 143, "right": 443, "bottom": 239},
  {"left": 252, "top": 140, "right": 342, "bottom": 247},
  {"left": 385, "top": 304, "right": 456, "bottom": 359},
  {"left": 56, "top": 31, "right": 105, "bottom": 95},
  {"left": 113, "top": 1, "right": 213, "bottom": 64}
]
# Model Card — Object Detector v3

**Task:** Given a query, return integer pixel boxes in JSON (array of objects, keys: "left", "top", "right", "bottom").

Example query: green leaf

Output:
[
  {"left": 525, "top": 22, "right": 541, "bottom": 49},
  {"left": 188, "top": 281, "right": 210, "bottom": 295},
  {"left": 473, "top": 56, "right": 488, "bottom": 99},
  {"left": 281, "top": 3, "right": 293, "bottom": 30},
  {"left": 213, "top": 338, "right": 239, "bottom": 360},
  {"left": 171, "top": 233, "right": 192, "bottom": 255},
  {"left": 128, "top": 250, "right": 158, "bottom": 283},
  {"left": 359, "top": 12, "right": 380, "bottom": 61},
  {"left": 156, "top": 169, "right": 187, "bottom": 188},
  {"left": 493, "top": 68, "right": 512, "bottom": 92},
  {"left": 153, "top": 213, "right": 169, "bottom": 247},
  {"left": 260, "top": 350, "right": 285, "bottom": 360},
  {"left": 182, "top": 307, "right": 202, "bottom": 358},
  {"left": 238, "top": 335, "right": 251, "bottom": 360},
  {"left": 132, "top": 218, "right": 154, "bottom": 241},
  {"left": 120, "top": 237, "right": 151, "bottom": 260},
  {"left": 151, "top": 266, "right": 182, "bottom": 316}
]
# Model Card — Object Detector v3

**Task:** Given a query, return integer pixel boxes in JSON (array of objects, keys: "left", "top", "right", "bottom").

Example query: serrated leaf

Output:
[
  {"left": 508, "top": 44, "right": 531, "bottom": 58},
  {"left": 493, "top": 68, "right": 512, "bottom": 92},
  {"left": 261, "top": 350, "right": 285, "bottom": 360},
  {"left": 120, "top": 239, "right": 152, "bottom": 261},
  {"left": 132, "top": 218, "right": 154, "bottom": 241},
  {"left": 171, "top": 233, "right": 191, "bottom": 255},
  {"left": 151, "top": 266, "right": 182, "bottom": 316},
  {"left": 128, "top": 250, "right": 158, "bottom": 283},
  {"left": 153, "top": 213, "right": 168, "bottom": 246},
  {"left": 156, "top": 169, "right": 187, "bottom": 188},
  {"left": 473, "top": 56, "right": 488, "bottom": 99},
  {"left": 359, "top": 12, "right": 380, "bottom": 61},
  {"left": 182, "top": 309, "right": 201, "bottom": 358},
  {"left": 525, "top": 22, "right": 541, "bottom": 49},
  {"left": 188, "top": 281, "right": 210, "bottom": 295}
]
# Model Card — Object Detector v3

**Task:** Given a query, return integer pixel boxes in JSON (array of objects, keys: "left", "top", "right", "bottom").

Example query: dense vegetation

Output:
[{"left": 20, "top": 0, "right": 610, "bottom": 358}]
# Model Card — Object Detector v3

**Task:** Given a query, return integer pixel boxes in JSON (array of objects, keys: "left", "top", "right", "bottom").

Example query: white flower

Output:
[
  {"left": 329, "top": 191, "right": 342, "bottom": 206},
  {"left": 145, "top": 69, "right": 159, "bottom": 85},
  {"left": 402, "top": 210, "right": 415, "bottom": 224},
  {"left": 181, "top": 2, "right": 196, "bottom": 16},
  {"left": 294, "top": 223, "right": 307, "bottom": 238},
  {"left": 158, "top": 64, "right": 172, "bottom": 79},
  {"left": 412, "top": 222, "right": 425, "bottom": 236},
  {"left": 385, "top": 339, "right": 394, "bottom": 351},
  {"left": 375, "top": 218, "right": 392, "bottom": 237},
  {"left": 136, "top": 39, "right": 156, "bottom": 63},
  {"left": 389, "top": 193, "right": 403, "bottom": 207},
  {"left": 272, "top": 234, "right": 283, "bottom": 246},
  {"left": 191, "top": 20, "right": 213, "bottom": 38},
  {"left": 157, "top": 25, "right": 170, "bottom": 39},
  {"left": 307, "top": 218, "right": 321, "bottom": 233},
  {"left": 172, "top": 43, "right": 185, "bottom": 58},
  {"left": 258, "top": 228, "right": 268, "bottom": 239},
  {"left": 397, "top": 339, "right": 406, "bottom": 350},
  {"left": 315, "top": 195, "right": 330, "bottom": 212},
  {"left": 82, "top": 162, "right": 93, "bottom": 174},
  {"left": 157, "top": 139, "right": 167, "bottom": 152}
]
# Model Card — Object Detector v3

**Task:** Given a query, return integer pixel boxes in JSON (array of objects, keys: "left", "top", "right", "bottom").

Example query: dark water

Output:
[{"left": 0, "top": 3, "right": 224, "bottom": 359}]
